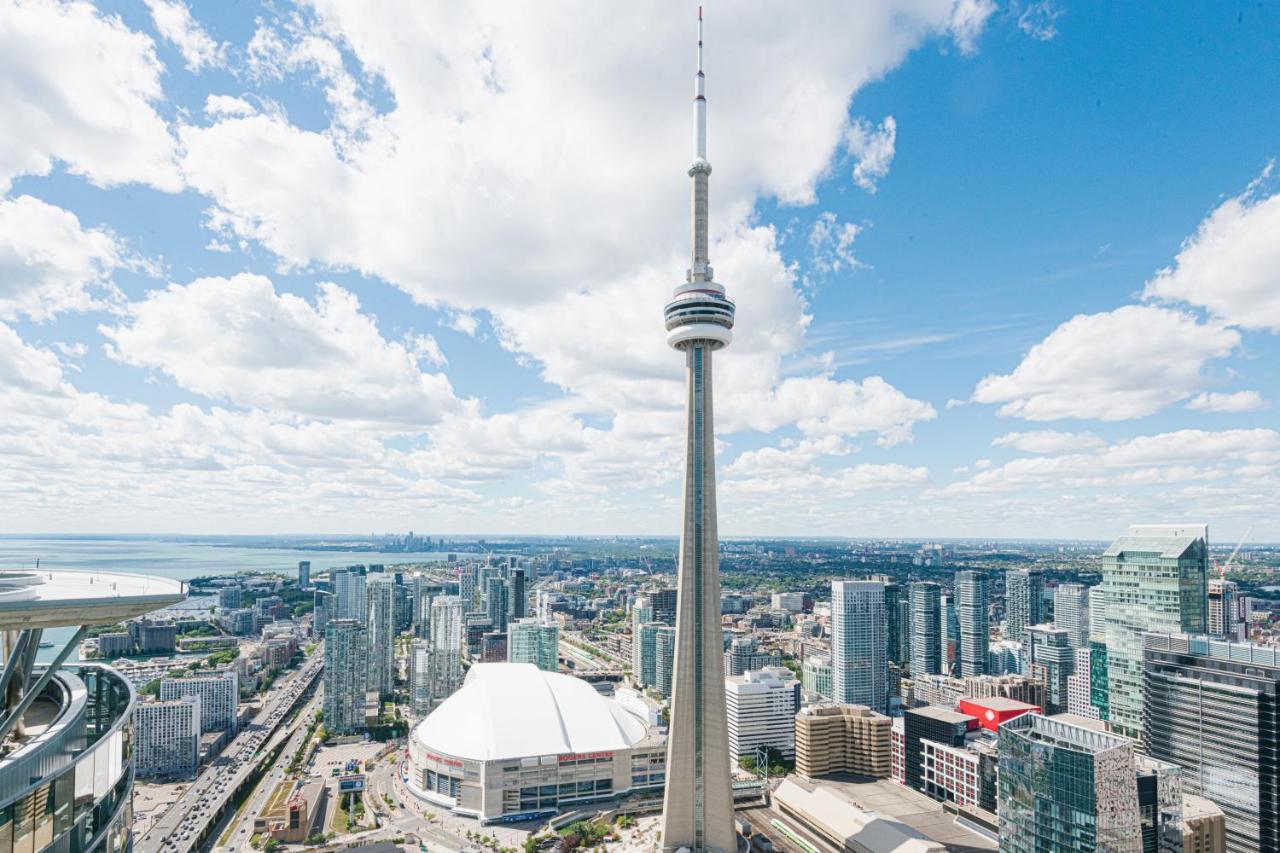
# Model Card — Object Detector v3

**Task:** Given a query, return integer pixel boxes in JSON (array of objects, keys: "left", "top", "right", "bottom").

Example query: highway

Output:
[
  {"left": 212, "top": 690, "right": 321, "bottom": 853},
  {"left": 136, "top": 654, "right": 323, "bottom": 853}
]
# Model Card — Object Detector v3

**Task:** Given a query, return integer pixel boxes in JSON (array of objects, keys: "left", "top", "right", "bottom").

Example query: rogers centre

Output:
[{"left": 406, "top": 662, "right": 667, "bottom": 823}]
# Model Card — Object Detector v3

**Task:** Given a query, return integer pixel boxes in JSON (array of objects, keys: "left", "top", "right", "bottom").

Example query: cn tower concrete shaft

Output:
[{"left": 659, "top": 8, "right": 737, "bottom": 852}]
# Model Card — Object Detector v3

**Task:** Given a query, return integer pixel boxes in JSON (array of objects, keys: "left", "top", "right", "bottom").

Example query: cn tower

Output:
[{"left": 660, "top": 8, "right": 736, "bottom": 853}]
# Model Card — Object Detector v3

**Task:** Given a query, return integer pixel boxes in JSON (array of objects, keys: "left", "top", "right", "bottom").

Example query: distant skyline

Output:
[{"left": 1, "top": 1, "right": 1277, "bottom": 539}]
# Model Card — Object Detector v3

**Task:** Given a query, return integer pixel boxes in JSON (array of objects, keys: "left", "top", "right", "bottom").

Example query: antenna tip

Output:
[{"left": 699, "top": 6, "right": 703, "bottom": 21}]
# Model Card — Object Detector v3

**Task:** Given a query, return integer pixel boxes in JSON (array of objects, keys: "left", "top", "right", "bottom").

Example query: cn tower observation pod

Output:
[
  {"left": 0, "top": 570, "right": 186, "bottom": 630},
  {"left": 0, "top": 570, "right": 185, "bottom": 851}
]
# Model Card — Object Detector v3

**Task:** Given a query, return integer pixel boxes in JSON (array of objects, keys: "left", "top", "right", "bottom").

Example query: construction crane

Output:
[{"left": 1212, "top": 524, "right": 1254, "bottom": 580}]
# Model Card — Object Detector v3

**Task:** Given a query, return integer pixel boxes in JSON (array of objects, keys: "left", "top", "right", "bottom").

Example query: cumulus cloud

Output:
[
  {"left": 844, "top": 116, "right": 897, "bottom": 193},
  {"left": 99, "top": 274, "right": 469, "bottom": 425},
  {"left": 992, "top": 430, "right": 1106, "bottom": 454},
  {"left": 1144, "top": 166, "right": 1280, "bottom": 333},
  {"left": 1185, "top": 391, "right": 1266, "bottom": 414},
  {"left": 143, "top": 0, "right": 226, "bottom": 72},
  {"left": 0, "top": 0, "right": 179, "bottom": 191},
  {"left": 972, "top": 305, "right": 1239, "bottom": 421},
  {"left": 0, "top": 196, "right": 124, "bottom": 320}
]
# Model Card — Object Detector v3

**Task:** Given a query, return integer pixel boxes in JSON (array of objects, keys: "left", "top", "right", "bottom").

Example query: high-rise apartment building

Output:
[
  {"left": 1066, "top": 645, "right": 1100, "bottom": 720},
  {"left": 724, "top": 635, "right": 780, "bottom": 677},
  {"left": 485, "top": 575, "right": 510, "bottom": 633},
  {"left": 367, "top": 574, "right": 396, "bottom": 697},
  {"left": 658, "top": 10, "right": 738, "bottom": 850},
  {"left": 725, "top": 667, "right": 801, "bottom": 760},
  {"left": 297, "top": 560, "right": 310, "bottom": 590},
  {"left": 1054, "top": 582, "right": 1091, "bottom": 648},
  {"left": 134, "top": 696, "right": 201, "bottom": 779},
  {"left": 883, "top": 581, "right": 904, "bottom": 666},
  {"left": 794, "top": 704, "right": 891, "bottom": 779},
  {"left": 998, "top": 713, "right": 1143, "bottom": 853},
  {"left": 1143, "top": 632, "right": 1279, "bottom": 853},
  {"left": 940, "top": 592, "right": 958, "bottom": 675},
  {"left": 428, "top": 596, "right": 464, "bottom": 707},
  {"left": 1206, "top": 578, "right": 1242, "bottom": 640},
  {"left": 508, "top": 569, "right": 527, "bottom": 622},
  {"left": 1024, "top": 624, "right": 1075, "bottom": 713},
  {"left": 651, "top": 588, "right": 678, "bottom": 626},
  {"left": 897, "top": 596, "right": 913, "bottom": 665},
  {"left": 654, "top": 626, "right": 677, "bottom": 700},
  {"left": 632, "top": 595, "right": 654, "bottom": 681},
  {"left": 909, "top": 582, "right": 943, "bottom": 677},
  {"left": 830, "top": 580, "right": 888, "bottom": 712},
  {"left": 324, "top": 618, "right": 369, "bottom": 733},
  {"left": 160, "top": 670, "right": 238, "bottom": 733},
  {"left": 409, "top": 639, "right": 432, "bottom": 717},
  {"left": 332, "top": 569, "right": 368, "bottom": 623},
  {"left": 1005, "top": 568, "right": 1043, "bottom": 644},
  {"left": 1102, "top": 524, "right": 1208, "bottom": 738},
  {"left": 955, "top": 571, "right": 988, "bottom": 677},
  {"left": 508, "top": 618, "right": 559, "bottom": 672},
  {"left": 1089, "top": 584, "right": 1108, "bottom": 642},
  {"left": 312, "top": 590, "right": 330, "bottom": 639}
]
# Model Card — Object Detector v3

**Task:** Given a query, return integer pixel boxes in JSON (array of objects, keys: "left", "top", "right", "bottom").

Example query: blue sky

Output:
[{"left": 0, "top": 0, "right": 1277, "bottom": 540}]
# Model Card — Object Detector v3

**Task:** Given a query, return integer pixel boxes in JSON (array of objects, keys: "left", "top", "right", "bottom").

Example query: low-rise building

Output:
[{"left": 794, "top": 704, "right": 891, "bottom": 779}]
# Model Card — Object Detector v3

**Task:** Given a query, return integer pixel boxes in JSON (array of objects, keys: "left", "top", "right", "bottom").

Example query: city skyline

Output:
[{"left": 0, "top": 1, "right": 1276, "bottom": 540}]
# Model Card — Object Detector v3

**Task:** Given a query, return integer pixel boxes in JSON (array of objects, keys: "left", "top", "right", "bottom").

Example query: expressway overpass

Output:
[{"left": 135, "top": 655, "right": 323, "bottom": 853}]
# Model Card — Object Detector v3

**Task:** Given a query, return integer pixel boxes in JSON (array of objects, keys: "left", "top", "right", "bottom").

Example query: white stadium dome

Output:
[{"left": 412, "top": 662, "right": 649, "bottom": 761}]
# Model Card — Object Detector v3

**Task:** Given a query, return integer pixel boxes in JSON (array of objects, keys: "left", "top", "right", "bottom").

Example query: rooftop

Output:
[
  {"left": 0, "top": 571, "right": 186, "bottom": 630},
  {"left": 412, "top": 662, "right": 652, "bottom": 762},
  {"left": 907, "top": 706, "right": 975, "bottom": 725}
]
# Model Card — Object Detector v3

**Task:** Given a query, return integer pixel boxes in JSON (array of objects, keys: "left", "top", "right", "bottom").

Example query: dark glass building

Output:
[
  {"left": 1143, "top": 632, "right": 1279, "bottom": 853},
  {"left": 902, "top": 705, "right": 973, "bottom": 791}
]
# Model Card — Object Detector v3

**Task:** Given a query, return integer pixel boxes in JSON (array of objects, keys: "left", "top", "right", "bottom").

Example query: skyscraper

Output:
[
  {"left": 367, "top": 573, "right": 396, "bottom": 697},
  {"left": 1054, "top": 582, "right": 1091, "bottom": 648},
  {"left": 297, "top": 560, "right": 310, "bottom": 589},
  {"left": 940, "top": 592, "right": 957, "bottom": 674},
  {"left": 1023, "top": 625, "right": 1074, "bottom": 713},
  {"left": 324, "top": 618, "right": 368, "bottom": 733},
  {"left": 830, "top": 580, "right": 888, "bottom": 712},
  {"left": 955, "top": 571, "right": 988, "bottom": 677},
  {"left": 508, "top": 618, "right": 558, "bottom": 672},
  {"left": 909, "top": 582, "right": 942, "bottom": 677},
  {"left": 485, "top": 575, "right": 509, "bottom": 632},
  {"left": 1089, "top": 584, "right": 1108, "bottom": 642},
  {"left": 333, "top": 568, "right": 368, "bottom": 623},
  {"left": 660, "top": 11, "right": 737, "bottom": 852},
  {"left": 428, "top": 596, "right": 464, "bottom": 707},
  {"left": 1206, "top": 578, "right": 1242, "bottom": 640},
  {"left": 883, "top": 581, "right": 904, "bottom": 666},
  {"left": 632, "top": 595, "right": 654, "bottom": 681},
  {"left": 1004, "top": 568, "right": 1043, "bottom": 644},
  {"left": 998, "top": 713, "right": 1143, "bottom": 853},
  {"left": 1143, "top": 632, "right": 1278, "bottom": 852},
  {"left": 409, "top": 639, "right": 431, "bottom": 716},
  {"left": 1102, "top": 524, "right": 1208, "bottom": 738},
  {"left": 508, "top": 568, "right": 527, "bottom": 621}
]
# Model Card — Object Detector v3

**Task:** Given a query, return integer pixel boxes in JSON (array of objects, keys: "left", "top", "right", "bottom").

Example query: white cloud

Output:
[
  {"left": 1017, "top": 1, "right": 1064, "bottom": 41},
  {"left": 1144, "top": 166, "right": 1280, "bottom": 333},
  {"left": 99, "top": 274, "right": 469, "bottom": 425},
  {"left": 992, "top": 430, "right": 1106, "bottom": 453},
  {"left": 0, "top": 0, "right": 179, "bottom": 191},
  {"left": 844, "top": 116, "right": 897, "bottom": 193},
  {"left": 972, "top": 305, "right": 1239, "bottom": 421},
  {"left": 204, "top": 95, "right": 256, "bottom": 118},
  {"left": 947, "top": 0, "right": 998, "bottom": 54},
  {"left": 809, "top": 212, "right": 863, "bottom": 274},
  {"left": 0, "top": 195, "right": 124, "bottom": 320},
  {"left": 1186, "top": 391, "right": 1266, "bottom": 414},
  {"left": 143, "top": 0, "right": 225, "bottom": 72}
]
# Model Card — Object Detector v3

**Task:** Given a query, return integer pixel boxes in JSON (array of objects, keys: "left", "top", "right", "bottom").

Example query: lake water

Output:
[{"left": 0, "top": 536, "right": 453, "bottom": 663}]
